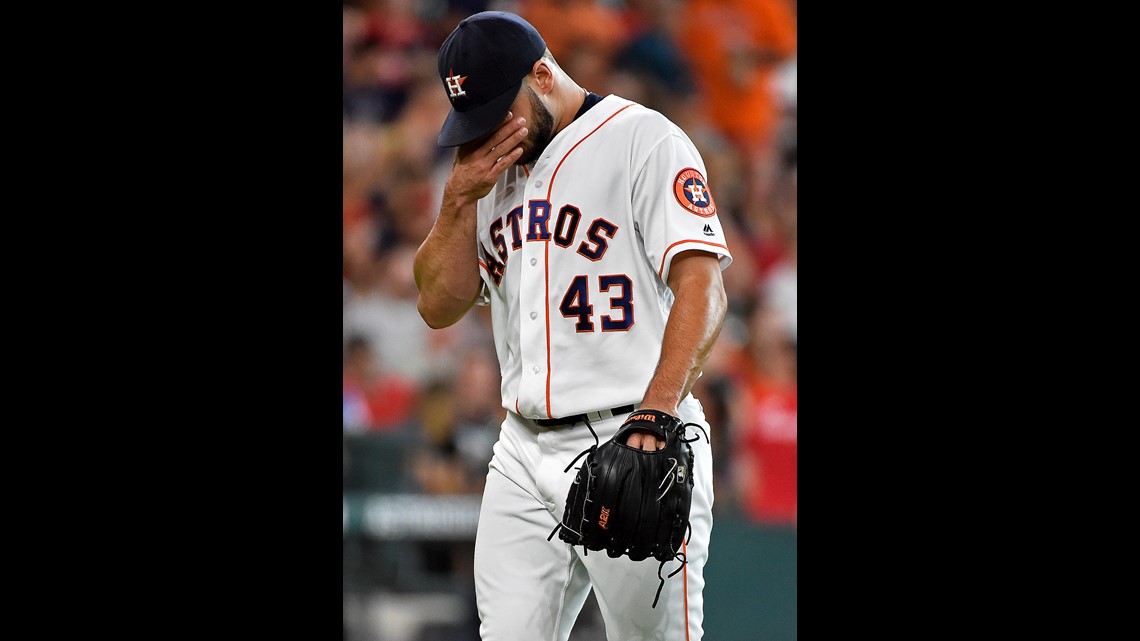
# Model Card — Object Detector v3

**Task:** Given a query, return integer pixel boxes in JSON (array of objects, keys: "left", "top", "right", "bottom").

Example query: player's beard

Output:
[{"left": 516, "top": 84, "right": 555, "bottom": 166}]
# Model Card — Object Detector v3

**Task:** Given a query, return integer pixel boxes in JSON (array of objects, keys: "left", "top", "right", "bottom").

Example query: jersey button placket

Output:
[{"left": 517, "top": 178, "right": 548, "bottom": 416}]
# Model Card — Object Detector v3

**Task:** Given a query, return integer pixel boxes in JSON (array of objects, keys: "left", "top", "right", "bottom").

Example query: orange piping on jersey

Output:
[
  {"left": 478, "top": 259, "right": 489, "bottom": 273},
  {"left": 683, "top": 540, "right": 690, "bottom": 641},
  {"left": 541, "top": 103, "right": 637, "bottom": 419},
  {"left": 658, "top": 240, "right": 730, "bottom": 278},
  {"left": 545, "top": 104, "right": 636, "bottom": 203},
  {"left": 544, "top": 240, "right": 552, "bottom": 418},
  {"left": 523, "top": 164, "right": 531, "bottom": 178}
]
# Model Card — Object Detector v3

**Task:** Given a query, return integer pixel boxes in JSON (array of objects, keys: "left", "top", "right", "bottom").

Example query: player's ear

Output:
[{"left": 531, "top": 58, "right": 554, "bottom": 95}]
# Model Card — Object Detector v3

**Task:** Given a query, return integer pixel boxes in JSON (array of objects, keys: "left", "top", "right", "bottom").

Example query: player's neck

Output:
[{"left": 553, "top": 85, "right": 588, "bottom": 136}]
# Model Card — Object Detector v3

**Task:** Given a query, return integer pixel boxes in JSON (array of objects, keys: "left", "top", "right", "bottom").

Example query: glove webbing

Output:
[{"left": 547, "top": 418, "right": 712, "bottom": 608}]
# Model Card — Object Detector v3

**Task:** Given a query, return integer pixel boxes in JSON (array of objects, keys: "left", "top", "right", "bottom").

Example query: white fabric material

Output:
[
  {"left": 474, "top": 395, "right": 714, "bottom": 641},
  {"left": 472, "top": 95, "right": 732, "bottom": 420}
]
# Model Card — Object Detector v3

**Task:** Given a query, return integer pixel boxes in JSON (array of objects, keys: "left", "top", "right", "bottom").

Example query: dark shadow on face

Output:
[{"left": 516, "top": 84, "right": 555, "bottom": 166}]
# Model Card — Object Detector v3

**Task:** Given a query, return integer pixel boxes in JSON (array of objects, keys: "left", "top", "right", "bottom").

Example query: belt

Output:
[{"left": 533, "top": 404, "right": 636, "bottom": 428}]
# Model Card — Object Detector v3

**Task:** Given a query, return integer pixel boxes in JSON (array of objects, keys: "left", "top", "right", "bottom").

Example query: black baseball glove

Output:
[{"left": 548, "top": 409, "right": 708, "bottom": 607}]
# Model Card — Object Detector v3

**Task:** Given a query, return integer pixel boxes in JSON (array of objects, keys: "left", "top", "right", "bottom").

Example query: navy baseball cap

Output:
[{"left": 436, "top": 12, "right": 547, "bottom": 147}]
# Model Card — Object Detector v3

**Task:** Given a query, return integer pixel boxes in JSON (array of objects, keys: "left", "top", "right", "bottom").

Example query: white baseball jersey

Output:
[{"left": 473, "top": 95, "right": 733, "bottom": 420}]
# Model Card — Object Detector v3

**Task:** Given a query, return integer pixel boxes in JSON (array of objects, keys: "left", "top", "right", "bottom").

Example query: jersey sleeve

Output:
[{"left": 631, "top": 132, "right": 733, "bottom": 286}]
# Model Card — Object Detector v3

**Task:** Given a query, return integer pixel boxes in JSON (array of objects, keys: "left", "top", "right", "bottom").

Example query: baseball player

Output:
[{"left": 414, "top": 11, "right": 732, "bottom": 640}]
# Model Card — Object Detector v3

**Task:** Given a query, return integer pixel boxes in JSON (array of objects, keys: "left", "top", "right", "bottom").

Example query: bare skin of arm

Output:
[
  {"left": 626, "top": 250, "right": 728, "bottom": 450},
  {"left": 414, "top": 112, "right": 529, "bottom": 329}
]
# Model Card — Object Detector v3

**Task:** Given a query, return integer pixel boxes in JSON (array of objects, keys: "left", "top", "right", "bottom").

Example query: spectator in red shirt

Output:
[
  {"left": 732, "top": 304, "right": 797, "bottom": 525},
  {"left": 343, "top": 334, "right": 418, "bottom": 431}
]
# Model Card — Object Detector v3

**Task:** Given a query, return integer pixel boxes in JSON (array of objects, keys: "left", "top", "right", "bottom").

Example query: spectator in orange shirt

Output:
[
  {"left": 519, "top": 0, "right": 627, "bottom": 58},
  {"left": 519, "top": 0, "right": 628, "bottom": 92},
  {"left": 678, "top": 0, "right": 796, "bottom": 203}
]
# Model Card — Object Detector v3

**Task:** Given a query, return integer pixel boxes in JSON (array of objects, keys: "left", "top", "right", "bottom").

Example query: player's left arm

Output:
[{"left": 628, "top": 249, "right": 727, "bottom": 450}]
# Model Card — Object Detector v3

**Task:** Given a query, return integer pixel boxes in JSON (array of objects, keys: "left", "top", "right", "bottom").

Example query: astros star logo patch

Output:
[
  {"left": 673, "top": 168, "right": 717, "bottom": 217},
  {"left": 445, "top": 69, "right": 467, "bottom": 99}
]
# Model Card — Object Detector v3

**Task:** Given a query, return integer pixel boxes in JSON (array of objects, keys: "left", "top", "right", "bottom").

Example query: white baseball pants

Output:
[{"left": 473, "top": 396, "right": 714, "bottom": 641}]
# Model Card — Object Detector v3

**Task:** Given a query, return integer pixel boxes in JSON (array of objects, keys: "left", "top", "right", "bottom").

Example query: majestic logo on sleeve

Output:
[
  {"left": 445, "top": 69, "right": 467, "bottom": 99},
  {"left": 673, "top": 168, "right": 717, "bottom": 217}
]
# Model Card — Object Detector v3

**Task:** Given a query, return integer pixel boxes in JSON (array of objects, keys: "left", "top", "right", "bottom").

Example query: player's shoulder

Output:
[
  {"left": 596, "top": 95, "right": 701, "bottom": 168},
  {"left": 598, "top": 95, "right": 682, "bottom": 139}
]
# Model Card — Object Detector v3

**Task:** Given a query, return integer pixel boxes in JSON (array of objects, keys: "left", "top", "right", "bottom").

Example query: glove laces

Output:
[
  {"left": 653, "top": 424, "right": 704, "bottom": 609},
  {"left": 547, "top": 415, "right": 601, "bottom": 544},
  {"left": 653, "top": 550, "right": 688, "bottom": 608},
  {"left": 681, "top": 421, "right": 710, "bottom": 444}
]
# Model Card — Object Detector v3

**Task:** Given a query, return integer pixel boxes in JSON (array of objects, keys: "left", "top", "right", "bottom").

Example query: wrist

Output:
[
  {"left": 441, "top": 183, "right": 479, "bottom": 213},
  {"left": 636, "top": 400, "right": 679, "bottom": 418}
]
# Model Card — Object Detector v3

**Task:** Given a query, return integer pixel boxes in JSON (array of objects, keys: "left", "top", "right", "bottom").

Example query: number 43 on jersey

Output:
[
  {"left": 560, "top": 274, "right": 633, "bottom": 333},
  {"left": 487, "top": 199, "right": 636, "bottom": 334}
]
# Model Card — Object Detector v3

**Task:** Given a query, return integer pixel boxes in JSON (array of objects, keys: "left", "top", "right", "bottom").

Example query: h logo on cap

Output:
[
  {"left": 435, "top": 12, "right": 546, "bottom": 147},
  {"left": 445, "top": 70, "right": 467, "bottom": 98}
]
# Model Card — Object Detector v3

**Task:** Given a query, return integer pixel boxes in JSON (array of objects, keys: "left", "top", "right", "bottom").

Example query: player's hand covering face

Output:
[{"left": 452, "top": 112, "right": 529, "bottom": 202}]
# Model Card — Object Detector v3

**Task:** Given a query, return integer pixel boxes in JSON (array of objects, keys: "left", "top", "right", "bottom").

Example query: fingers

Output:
[
  {"left": 483, "top": 111, "right": 516, "bottom": 152},
  {"left": 482, "top": 119, "right": 525, "bottom": 179},
  {"left": 448, "top": 112, "right": 527, "bottom": 200},
  {"left": 494, "top": 145, "right": 525, "bottom": 167},
  {"left": 487, "top": 116, "right": 528, "bottom": 158},
  {"left": 456, "top": 112, "right": 518, "bottom": 158},
  {"left": 624, "top": 431, "right": 666, "bottom": 451}
]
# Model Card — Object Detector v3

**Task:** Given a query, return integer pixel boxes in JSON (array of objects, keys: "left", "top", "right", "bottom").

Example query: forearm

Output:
[
  {"left": 413, "top": 187, "right": 482, "bottom": 329},
  {"left": 414, "top": 112, "right": 530, "bottom": 329},
  {"left": 641, "top": 253, "right": 728, "bottom": 416}
]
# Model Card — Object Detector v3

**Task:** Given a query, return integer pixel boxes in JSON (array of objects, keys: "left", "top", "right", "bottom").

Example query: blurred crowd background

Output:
[{"left": 343, "top": 0, "right": 796, "bottom": 638}]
